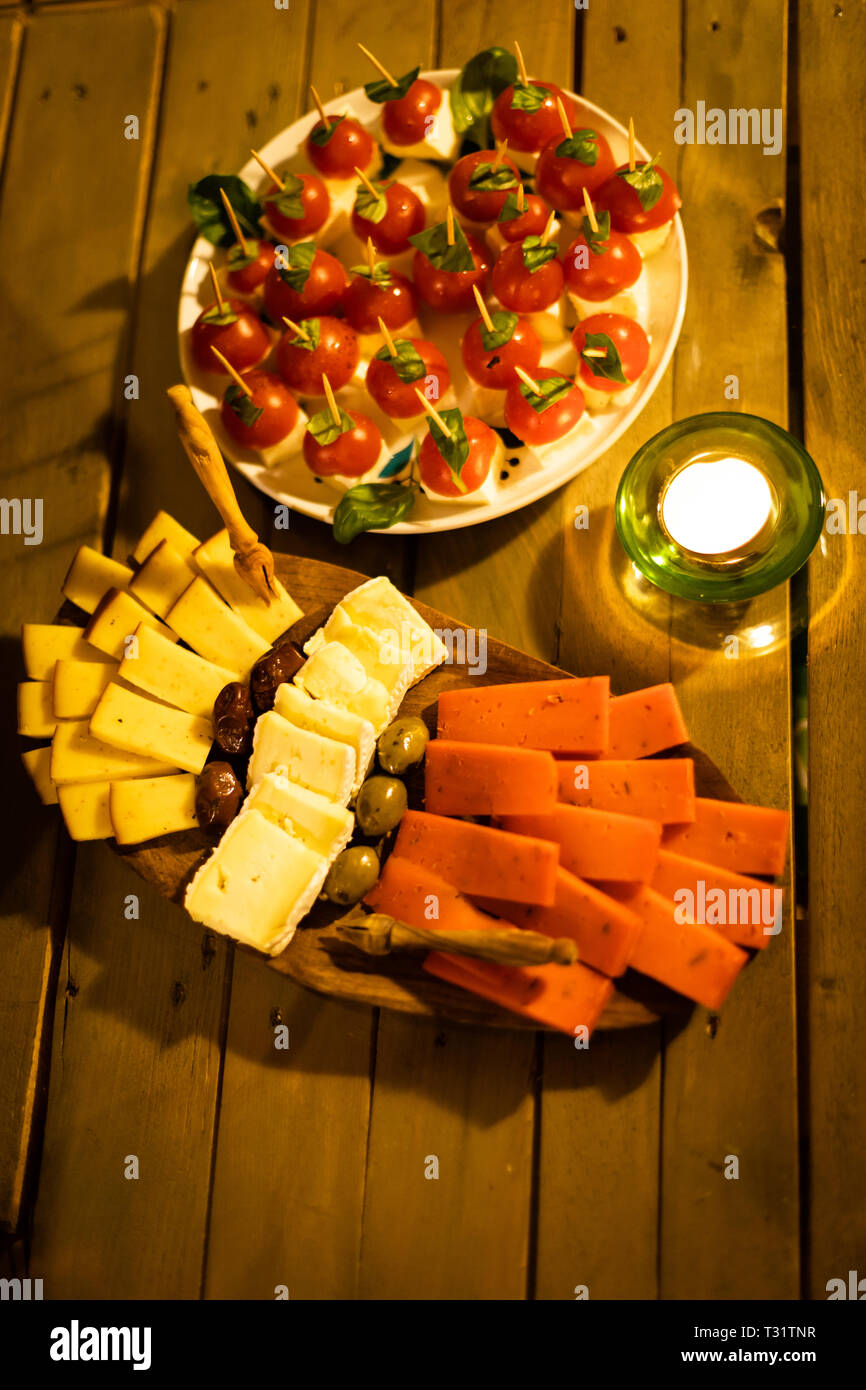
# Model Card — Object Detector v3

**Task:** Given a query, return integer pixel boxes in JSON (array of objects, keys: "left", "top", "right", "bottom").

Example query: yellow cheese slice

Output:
[
  {"left": 53, "top": 659, "right": 119, "bottom": 719},
  {"left": 51, "top": 722, "right": 176, "bottom": 785},
  {"left": 57, "top": 782, "right": 113, "bottom": 841},
  {"left": 109, "top": 773, "right": 198, "bottom": 845},
  {"left": 247, "top": 709, "right": 355, "bottom": 802},
  {"left": 84, "top": 588, "right": 179, "bottom": 661},
  {"left": 90, "top": 682, "right": 213, "bottom": 775},
  {"left": 193, "top": 529, "right": 303, "bottom": 644},
  {"left": 131, "top": 509, "right": 200, "bottom": 565},
  {"left": 22, "top": 624, "right": 110, "bottom": 681},
  {"left": 18, "top": 681, "right": 57, "bottom": 738},
  {"left": 62, "top": 545, "right": 134, "bottom": 614},
  {"left": 118, "top": 622, "right": 234, "bottom": 719},
  {"left": 273, "top": 683, "right": 375, "bottom": 793},
  {"left": 22, "top": 746, "right": 58, "bottom": 805},
  {"left": 246, "top": 773, "right": 354, "bottom": 858},
  {"left": 166, "top": 577, "right": 269, "bottom": 677},
  {"left": 128, "top": 539, "right": 196, "bottom": 620}
]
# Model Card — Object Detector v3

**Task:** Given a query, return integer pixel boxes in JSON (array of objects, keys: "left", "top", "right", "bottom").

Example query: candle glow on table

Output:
[{"left": 660, "top": 456, "right": 774, "bottom": 556}]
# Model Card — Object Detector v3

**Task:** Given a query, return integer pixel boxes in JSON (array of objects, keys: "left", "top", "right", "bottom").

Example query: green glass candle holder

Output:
[{"left": 615, "top": 412, "right": 826, "bottom": 602}]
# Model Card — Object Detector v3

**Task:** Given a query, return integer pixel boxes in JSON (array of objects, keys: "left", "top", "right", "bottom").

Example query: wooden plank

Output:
[
  {"left": 0, "top": 5, "right": 156, "bottom": 1233},
  {"left": 659, "top": 0, "right": 798, "bottom": 1300},
  {"left": 799, "top": 0, "right": 866, "bottom": 1300},
  {"left": 534, "top": 0, "right": 681, "bottom": 1301}
]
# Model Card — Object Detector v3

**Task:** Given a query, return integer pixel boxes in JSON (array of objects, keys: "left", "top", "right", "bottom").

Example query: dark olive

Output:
[
  {"left": 355, "top": 775, "right": 408, "bottom": 836},
  {"left": 323, "top": 846, "right": 380, "bottom": 905},
  {"left": 377, "top": 716, "right": 429, "bottom": 776},
  {"left": 250, "top": 641, "right": 305, "bottom": 713},
  {"left": 213, "top": 681, "right": 255, "bottom": 756},
  {"left": 195, "top": 761, "right": 243, "bottom": 833}
]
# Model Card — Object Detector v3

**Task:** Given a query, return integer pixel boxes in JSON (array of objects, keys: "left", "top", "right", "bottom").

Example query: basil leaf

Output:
[
  {"left": 265, "top": 172, "right": 306, "bottom": 220},
  {"left": 288, "top": 318, "right": 321, "bottom": 350},
  {"left": 188, "top": 174, "right": 263, "bottom": 248},
  {"left": 354, "top": 179, "right": 389, "bottom": 224},
  {"left": 510, "top": 82, "right": 548, "bottom": 113},
  {"left": 349, "top": 261, "right": 393, "bottom": 286},
  {"left": 307, "top": 405, "right": 355, "bottom": 446},
  {"left": 364, "top": 65, "right": 420, "bottom": 105},
  {"left": 426, "top": 408, "right": 470, "bottom": 491},
  {"left": 521, "top": 235, "right": 558, "bottom": 273},
  {"left": 408, "top": 217, "right": 474, "bottom": 272},
  {"left": 201, "top": 302, "right": 239, "bottom": 326},
  {"left": 498, "top": 188, "right": 527, "bottom": 224},
  {"left": 450, "top": 47, "right": 518, "bottom": 140},
  {"left": 617, "top": 155, "right": 664, "bottom": 211},
  {"left": 467, "top": 161, "right": 520, "bottom": 193},
  {"left": 227, "top": 243, "right": 260, "bottom": 272},
  {"left": 309, "top": 112, "right": 346, "bottom": 148},
  {"left": 333, "top": 481, "right": 418, "bottom": 542},
  {"left": 519, "top": 375, "right": 573, "bottom": 413},
  {"left": 374, "top": 338, "right": 426, "bottom": 383},
  {"left": 276, "top": 240, "right": 317, "bottom": 292},
  {"left": 582, "top": 209, "right": 611, "bottom": 254},
  {"left": 225, "top": 384, "right": 264, "bottom": 428},
  {"left": 580, "top": 331, "right": 627, "bottom": 384},
  {"left": 554, "top": 128, "right": 599, "bottom": 166},
  {"left": 479, "top": 309, "right": 519, "bottom": 352}
]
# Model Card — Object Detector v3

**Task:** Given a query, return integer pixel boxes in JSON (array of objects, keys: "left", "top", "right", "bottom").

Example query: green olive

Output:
[
  {"left": 323, "top": 846, "right": 380, "bottom": 906},
  {"left": 377, "top": 716, "right": 430, "bottom": 776},
  {"left": 355, "top": 775, "right": 408, "bottom": 837}
]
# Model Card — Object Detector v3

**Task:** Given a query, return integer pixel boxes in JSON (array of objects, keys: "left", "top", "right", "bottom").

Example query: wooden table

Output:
[{"left": 1, "top": 0, "right": 862, "bottom": 1301}]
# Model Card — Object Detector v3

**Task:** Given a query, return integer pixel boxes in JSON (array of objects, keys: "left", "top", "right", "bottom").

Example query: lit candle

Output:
[{"left": 660, "top": 456, "right": 774, "bottom": 556}]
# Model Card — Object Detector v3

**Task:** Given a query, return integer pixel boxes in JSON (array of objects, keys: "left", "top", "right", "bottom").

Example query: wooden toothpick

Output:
[
  {"left": 354, "top": 164, "right": 380, "bottom": 199},
  {"left": 514, "top": 364, "right": 541, "bottom": 393},
  {"left": 540, "top": 209, "right": 557, "bottom": 245},
  {"left": 211, "top": 345, "right": 253, "bottom": 397},
  {"left": 250, "top": 148, "right": 284, "bottom": 191},
  {"left": 514, "top": 39, "right": 529, "bottom": 86},
  {"left": 322, "top": 374, "right": 342, "bottom": 427},
  {"left": 366, "top": 235, "right": 377, "bottom": 276},
  {"left": 219, "top": 187, "right": 248, "bottom": 257},
  {"left": 472, "top": 284, "right": 495, "bottom": 333},
  {"left": 446, "top": 205, "right": 455, "bottom": 246},
  {"left": 357, "top": 42, "right": 398, "bottom": 88},
  {"left": 282, "top": 315, "right": 311, "bottom": 341},
  {"left": 414, "top": 386, "right": 453, "bottom": 436},
  {"left": 628, "top": 116, "right": 636, "bottom": 171},
  {"left": 310, "top": 85, "right": 330, "bottom": 130},
  {"left": 555, "top": 95, "right": 572, "bottom": 141},
  {"left": 583, "top": 186, "right": 599, "bottom": 233},
  {"left": 582, "top": 347, "right": 608, "bottom": 357},
  {"left": 208, "top": 262, "right": 226, "bottom": 316},
  {"left": 516, "top": 183, "right": 526, "bottom": 212},
  {"left": 377, "top": 316, "right": 397, "bottom": 356},
  {"left": 493, "top": 139, "right": 508, "bottom": 167}
]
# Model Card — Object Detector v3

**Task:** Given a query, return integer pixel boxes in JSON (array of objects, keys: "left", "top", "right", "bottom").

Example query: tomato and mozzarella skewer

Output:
[
  {"left": 410, "top": 209, "right": 490, "bottom": 313},
  {"left": 504, "top": 365, "right": 587, "bottom": 458},
  {"left": 563, "top": 189, "right": 643, "bottom": 318},
  {"left": 415, "top": 392, "right": 504, "bottom": 505},
  {"left": 448, "top": 144, "right": 522, "bottom": 227},
  {"left": 305, "top": 85, "right": 377, "bottom": 181},
  {"left": 490, "top": 210, "right": 567, "bottom": 342},
  {"left": 218, "top": 187, "right": 272, "bottom": 296},
  {"left": 190, "top": 266, "right": 271, "bottom": 376},
  {"left": 342, "top": 240, "right": 419, "bottom": 339},
  {"left": 302, "top": 374, "right": 386, "bottom": 490},
  {"left": 350, "top": 164, "right": 425, "bottom": 259},
  {"left": 275, "top": 315, "right": 360, "bottom": 397},
  {"left": 572, "top": 313, "right": 651, "bottom": 411},
  {"left": 458, "top": 286, "right": 544, "bottom": 426},
  {"left": 490, "top": 41, "right": 579, "bottom": 172},
  {"left": 535, "top": 97, "right": 617, "bottom": 222},
  {"left": 263, "top": 241, "right": 347, "bottom": 323},
  {"left": 251, "top": 147, "right": 334, "bottom": 246},
  {"left": 213, "top": 348, "right": 307, "bottom": 464},
  {"left": 358, "top": 42, "right": 459, "bottom": 163},
  {"left": 595, "top": 119, "right": 681, "bottom": 257},
  {"left": 366, "top": 321, "right": 452, "bottom": 421},
  {"left": 485, "top": 183, "right": 553, "bottom": 256}
]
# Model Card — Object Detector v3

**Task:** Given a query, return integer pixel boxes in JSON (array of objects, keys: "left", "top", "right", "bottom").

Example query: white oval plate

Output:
[{"left": 178, "top": 70, "right": 687, "bottom": 535}]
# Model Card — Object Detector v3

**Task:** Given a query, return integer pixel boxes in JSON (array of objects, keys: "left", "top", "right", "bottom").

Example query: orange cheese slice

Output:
[
  {"left": 424, "top": 952, "right": 614, "bottom": 1038},
  {"left": 557, "top": 757, "right": 695, "bottom": 823},
  {"left": 394, "top": 809, "right": 559, "bottom": 905},
  {"left": 425, "top": 739, "right": 558, "bottom": 816},
  {"left": 663, "top": 797, "right": 789, "bottom": 876},
  {"left": 651, "top": 849, "right": 781, "bottom": 950},
  {"left": 498, "top": 804, "right": 661, "bottom": 883},
  {"left": 437, "top": 677, "right": 609, "bottom": 755},
  {"left": 600, "top": 683, "right": 689, "bottom": 760}
]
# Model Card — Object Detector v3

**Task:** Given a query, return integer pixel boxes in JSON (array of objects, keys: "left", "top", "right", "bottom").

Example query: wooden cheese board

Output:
[{"left": 117, "top": 551, "right": 739, "bottom": 1032}]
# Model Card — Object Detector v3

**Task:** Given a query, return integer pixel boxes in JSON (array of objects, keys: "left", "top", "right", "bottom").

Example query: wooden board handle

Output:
[{"left": 335, "top": 911, "right": 578, "bottom": 967}]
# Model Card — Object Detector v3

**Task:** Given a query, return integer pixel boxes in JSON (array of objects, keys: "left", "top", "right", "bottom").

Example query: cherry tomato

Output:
[
  {"left": 497, "top": 192, "right": 551, "bottom": 243},
  {"left": 563, "top": 227, "right": 642, "bottom": 300},
  {"left": 461, "top": 314, "right": 542, "bottom": 390},
  {"left": 448, "top": 149, "right": 521, "bottom": 224},
  {"left": 306, "top": 116, "right": 374, "bottom": 179},
  {"left": 490, "top": 82, "right": 578, "bottom": 155},
  {"left": 351, "top": 181, "right": 425, "bottom": 255},
  {"left": 263, "top": 248, "right": 347, "bottom": 322},
  {"left": 226, "top": 239, "right": 274, "bottom": 295},
  {"left": 264, "top": 173, "right": 330, "bottom": 241},
  {"left": 342, "top": 270, "right": 417, "bottom": 336},
  {"left": 191, "top": 298, "right": 271, "bottom": 375},
  {"left": 572, "top": 313, "right": 650, "bottom": 394},
  {"left": 595, "top": 163, "right": 681, "bottom": 233},
  {"left": 383, "top": 79, "right": 443, "bottom": 146},
  {"left": 219, "top": 371, "right": 299, "bottom": 449},
  {"left": 276, "top": 315, "right": 359, "bottom": 395},
  {"left": 504, "top": 367, "right": 586, "bottom": 445},
  {"left": 491, "top": 241, "right": 564, "bottom": 313},
  {"left": 303, "top": 410, "right": 382, "bottom": 478},
  {"left": 535, "top": 127, "right": 617, "bottom": 210},
  {"left": 366, "top": 338, "right": 450, "bottom": 419},
  {"left": 412, "top": 232, "right": 491, "bottom": 313},
  {"left": 419, "top": 416, "right": 498, "bottom": 498}
]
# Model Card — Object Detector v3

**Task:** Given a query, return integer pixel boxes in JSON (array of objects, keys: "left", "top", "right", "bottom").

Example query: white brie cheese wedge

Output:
[
  {"left": 247, "top": 709, "right": 355, "bottom": 802},
  {"left": 336, "top": 576, "right": 448, "bottom": 684},
  {"left": 273, "top": 683, "right": 376, "bottom": 793},
  {"left": 246, "top": 773, "right": 354, "bottom": 859},
  {"left": 307, "top": 608, "right": 414, "bottom": 721},
  {"left": 294, "top": 641, "right": 391, "bottom": 730},
  {"left": 378, "top": 99, "right": 459, "bottom": 163}
]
